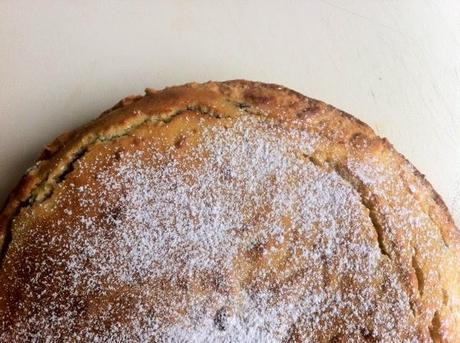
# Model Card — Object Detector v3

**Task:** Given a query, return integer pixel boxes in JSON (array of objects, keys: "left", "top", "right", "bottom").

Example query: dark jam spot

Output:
[
  {"left": 213, "top": 307, "right": 227, "bottom": 331},
  {"left": 114, "top": 150, "right": 124, "bottom": 161},
  {"left": 174, "top": 135, "right": 186, "bottom": 149},
  {"left": 360, "top": 328, "right": 376, "bottom": 342}
]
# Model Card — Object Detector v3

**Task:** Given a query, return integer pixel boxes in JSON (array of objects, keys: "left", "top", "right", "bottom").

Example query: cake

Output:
[{"left": 0, "top": 80, "right": 458, "bottom": 342}]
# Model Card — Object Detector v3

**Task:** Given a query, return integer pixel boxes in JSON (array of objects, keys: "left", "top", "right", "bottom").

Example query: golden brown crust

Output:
[{"left": 0, "top": 80, "right": 459, "bottom": 342}]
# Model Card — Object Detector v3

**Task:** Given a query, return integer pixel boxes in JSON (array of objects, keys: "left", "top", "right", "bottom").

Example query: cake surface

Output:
[{"left": 0, "top": 80, "right": 459, "bottom": 342}]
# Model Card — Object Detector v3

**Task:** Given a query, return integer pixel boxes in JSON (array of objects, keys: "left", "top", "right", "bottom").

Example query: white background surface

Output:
[{"left": 1, "top": 0, "right": 459, "bottom": 224}]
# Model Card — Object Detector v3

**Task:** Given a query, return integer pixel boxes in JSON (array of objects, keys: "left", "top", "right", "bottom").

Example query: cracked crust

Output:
[{"left": 0, "top": 80, "right": 459, "bottom": 341}]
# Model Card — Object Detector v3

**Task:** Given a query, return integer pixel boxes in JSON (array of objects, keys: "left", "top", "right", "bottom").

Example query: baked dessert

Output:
[{"left": 0, "top": 80, "right": 458, "bottom": 342}]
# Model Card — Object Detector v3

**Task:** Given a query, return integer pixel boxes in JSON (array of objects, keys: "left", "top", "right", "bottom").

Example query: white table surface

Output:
[{"left": 1, "top": 0, "right": 459, "bottom": 225}]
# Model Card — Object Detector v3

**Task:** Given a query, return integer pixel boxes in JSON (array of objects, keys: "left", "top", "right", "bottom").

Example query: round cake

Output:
[{"left": 0, "top": 80, "right": 458, "bottom": 342}]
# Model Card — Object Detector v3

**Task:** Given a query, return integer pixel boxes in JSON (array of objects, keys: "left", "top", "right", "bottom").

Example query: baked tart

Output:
[{"left": 0, "top": 81, "right": 458, "bottom": 342}]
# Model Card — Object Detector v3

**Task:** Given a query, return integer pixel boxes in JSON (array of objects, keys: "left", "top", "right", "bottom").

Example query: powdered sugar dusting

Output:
[{"left": 1, "top": 115, "right": 416, "bottom": 342}]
